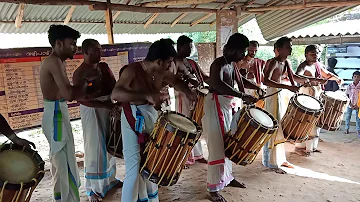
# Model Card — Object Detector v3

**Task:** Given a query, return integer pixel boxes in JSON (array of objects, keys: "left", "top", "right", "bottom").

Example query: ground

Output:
[{"left": 2, "top": 120, "right": 360, "bottom": 202}]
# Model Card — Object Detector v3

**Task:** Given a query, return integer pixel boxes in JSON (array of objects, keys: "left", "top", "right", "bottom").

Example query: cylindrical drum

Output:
[
  {"left": 224, "top": 105, "right": 278, "bottom": 166},
  {"left": 317, "top": 91, "right": 349, "bottom": 131},
  {"left": 106, "top": 105, "right": 123, "bottom": 158},
  {"left": 0, "top": 144, "right": 45, "bottom": 202},
  {"left": 281, "top": 93, "right": 324, "bottom": 142},
  {"left": 140, "top": 111, "right": 201, "bottom": 186},
  {"left": 192, "top": 87, "right": 209, "bottom": 126}
]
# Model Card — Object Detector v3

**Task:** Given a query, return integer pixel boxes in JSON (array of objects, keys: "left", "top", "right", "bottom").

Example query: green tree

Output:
[{"left": 186, "top": 31, "right": 216, "bottom": 43}]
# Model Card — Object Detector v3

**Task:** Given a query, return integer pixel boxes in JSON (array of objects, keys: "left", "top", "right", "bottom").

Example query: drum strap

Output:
[
  {"left": 123, "top": 102, "right": 148, "bottom": 145},
  {"left": 188, "top": 59, "right": 204, "bottom": 83}
]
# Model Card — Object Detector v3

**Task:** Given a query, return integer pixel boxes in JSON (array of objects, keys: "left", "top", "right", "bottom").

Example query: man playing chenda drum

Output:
[
  {"left": 40, "top": 25, "right": 97, "bottom": 202},
  {"left": 294, "top": 44, "right": 342, "bottom": 156},
  {"left": 262, "top": 37, "right": 325, "bottom": 173},
  {"left": 72, "top": 39, "right": 122, "bottom": 202},
  {"left": 173, "top": 35, "right": 210, "bottom": 166},
  {"left": 202, "top": 33, "right": 262, "bottom": 202},
  {"left": 111, "top": 39, "right": 196, "bottom": 202}
]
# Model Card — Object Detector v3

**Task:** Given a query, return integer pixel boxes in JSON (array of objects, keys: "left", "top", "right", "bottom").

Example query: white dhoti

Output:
[
  {"left": 80, "top": 105, "right": 119, "bottom": 198},
  {"left": 175, "top": 90, "right": 205, "bottom": 165},
  {"left": 295, "top": 86, "right": 321, "bottom": 152},
  {"left": 42, "top": 99, "right": 80, "bottom": 202},
  {"left": 202, "top": 93, "right": 235, "bottom": 192},
  {"left": 262, "top": 87, "right": 288, "bottom": 168},
  {"left": 121, "top": 104, "right": 159, "bottom": 202}
]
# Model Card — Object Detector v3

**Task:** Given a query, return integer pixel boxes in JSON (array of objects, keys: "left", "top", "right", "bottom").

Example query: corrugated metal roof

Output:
[
  {"left": 0, "top": 0, "right": 356, "bottom": 40},
  {"left": 286, "top": 20, "right": 360, "bottom": 38},
  {"left": 256, "top": 0, "right": 355, "bottom": 41}
]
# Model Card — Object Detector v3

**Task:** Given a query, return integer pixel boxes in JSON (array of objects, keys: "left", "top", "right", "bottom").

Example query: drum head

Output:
[
  {"left": 165, "top": 113, "right": 197, "bottom": 133},
  {"left": 0, "top": 150, "right": 39, "bottom": 184},
  {"left": 296, "top": 94, "right": 321, "bottom": 111},
  {"left": 249, "top": 108, "right": 274, "bottom": 127},
  {"left": 325, "top": 91, "right": 348, "bottom": 101}
]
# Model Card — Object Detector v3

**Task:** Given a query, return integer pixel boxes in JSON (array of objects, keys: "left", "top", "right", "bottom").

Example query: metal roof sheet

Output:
[{"left": 0, "top": 0, "right": 356, "bottom": 40}]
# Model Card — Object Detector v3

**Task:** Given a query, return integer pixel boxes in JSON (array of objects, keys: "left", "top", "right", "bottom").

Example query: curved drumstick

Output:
[{"left": 258, "top": 89, "right": 283, "bottom": 100}]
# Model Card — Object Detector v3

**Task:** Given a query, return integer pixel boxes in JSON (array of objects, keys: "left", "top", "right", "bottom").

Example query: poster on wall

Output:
[{"left": 0, "top": 42, "right": 151, "bottom": 131}]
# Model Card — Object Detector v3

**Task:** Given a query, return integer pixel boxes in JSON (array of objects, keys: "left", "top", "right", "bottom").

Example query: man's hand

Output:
[
  {"left": 12, "top": 137, "right": 36, "bottom": 149},
  {"left": 337, "top": 78, "right": 344, "bottom": 85},
  {"left": 146, "top": 93, "right": 161, "bottom": 106},
  {"left": 288, "top": 85, "right": 300, "bottom": 93},
  {"left": 242, "top": 94, "right": 258, "bottom": 105}
]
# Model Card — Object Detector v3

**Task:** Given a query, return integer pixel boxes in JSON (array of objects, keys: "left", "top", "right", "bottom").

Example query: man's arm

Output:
[
  {"left": 263, "top": 60, "right": 299, "bottom": 92},
  {"left": 0, "top": 114, "right": 35, "bottom": 148},
  {"left": 47, "top": 58, "right": 84, "bottom": 101},
  {"left": 210, "top": 62, "right": 248, "bottom": 98},
  {"left": 163, "top": 70, "right": 196, "bottom": 101},
  {"left": 320, "top": 65, "right": 342, "bottom": 82},
  {"left": 111, "top": 67, "right": 149, "bottom": 103}
]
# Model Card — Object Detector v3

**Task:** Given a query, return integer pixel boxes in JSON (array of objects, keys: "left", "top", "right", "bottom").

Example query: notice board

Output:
[{"left": 0, "top": 42, "right": 151, "bottom": 131}]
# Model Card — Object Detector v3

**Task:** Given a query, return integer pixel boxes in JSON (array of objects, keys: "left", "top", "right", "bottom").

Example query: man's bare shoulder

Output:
[
  {"left": 211, "top": 57, "right": 226, "bottom": 67},
  {"left": 42, "top": 55, "right": 62, "bottom": 70},
  {"left": 120, "top": 63, "right": 138, "bottom": 78}
]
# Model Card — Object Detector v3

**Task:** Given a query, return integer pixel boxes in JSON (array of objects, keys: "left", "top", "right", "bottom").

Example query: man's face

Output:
[
  {"left": 87, "top": 42, "right": 102, "bottom": 63},
  {"left": 234, "top": 48, "right": 247, "bottom": 62},
  {"left": 306, "top": 49, "right": 320, "bottom": 63},
  {"left": 178, "top": 43, "right": 192, "bottom": 57},
  {"left": 247, "top": 45, "right": 258, "bottom": 58},
  {"left": 278, "top": 41, "right": 292, "bottom": 58},
  {"left": 156, "top": 57, "right": 174, "bottom": 72},
  {"left": 59, "top": 38, "right": 77, "bottom": 59}
]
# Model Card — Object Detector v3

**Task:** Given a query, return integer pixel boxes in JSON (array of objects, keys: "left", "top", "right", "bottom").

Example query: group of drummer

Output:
[{"left": 1, "top": 24, "right": 345, "bottom": 202}]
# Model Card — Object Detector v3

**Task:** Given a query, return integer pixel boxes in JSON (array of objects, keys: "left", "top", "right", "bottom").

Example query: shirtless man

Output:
[
  {"left": 40, "top": 25, "right": 95, "bottom": 202},
  {"left": 262, "top": 37, "right": 325, "bottom": 173},
  {"left": 73, "top": 39, "right": 122, "bottom": 202},
  {"left": 0, "top": 113, "right": 35, "bottom": 148},
  {"left": 294, "top": 44, "right": 342, "bottom": 156},
  {"left": 202, "top": 33, "right": 260, "bottom": 202},
  {"left": 111, "top": 39, "right": 196, "bottom": 202},
  {"left": 173, "top": 35, "right": 209, "bottom": 166}
]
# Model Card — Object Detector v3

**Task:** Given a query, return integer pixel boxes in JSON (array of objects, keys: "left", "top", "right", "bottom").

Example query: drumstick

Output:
[{"left": 258, "top": 89, "right": 282, "bottom": 100}]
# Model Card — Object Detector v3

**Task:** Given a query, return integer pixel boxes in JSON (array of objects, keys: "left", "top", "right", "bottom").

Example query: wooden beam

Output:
[
  {"left": 171, "top": 4, "right": 197, "bottom": 27},
  {"left": 191, "top": 0, "right": 235, "bottom": 27},
  {"left": 90, "top": 3, "right": 217, "bottom": 13},
  {"left": 190, "top": 13, "right": 213, "bottom": 26},
  {"left": 14, "top": 3, "right": 25, "bottom": 28},
  {"left": 144, "top": 13, "right": 160, "bottom": 28},
  {"left": 141, "top": 0, "right": 215, "bottom": 7},
  {"left": 0, "top": 0, "right": 95, "bottom": 5},
  {"left": 64, "top": 5, "right": 76, "bottom": 25},
  {"left": 248, "top": 0, "right": 360, "bottom": 12},
  {"left": 303, "top": 0, "right": 306, "bottom": 7},
  {"left": 105, "top": 0, "right": 114, "bottom": 44},
  {"left": 242, "top": 0, "right": 256, "bottom": 7},
  {"left": 112, "top": 0, "right": 131, "bottom": 22}
]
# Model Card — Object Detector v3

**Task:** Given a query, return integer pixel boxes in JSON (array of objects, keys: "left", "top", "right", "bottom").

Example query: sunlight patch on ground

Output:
[{"left": 281, "top": 165, "right": 360, "bottom": 185}]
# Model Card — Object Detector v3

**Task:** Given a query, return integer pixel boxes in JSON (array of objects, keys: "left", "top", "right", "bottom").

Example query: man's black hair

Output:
[
  {"left": 249, "top": 40, "right": 259, "bottom": 47},
  {"left": 145, "top": 38, "right": 177, "bottom": 61},
  {"left": 305, "top": 44, "right": 319, "bottom": 54},
  {"left": 82, "top": 39, "right": 99, "bottom": 54},
  {"left": 177, "top": 35, "right": 193, "bottom": 47},
  {"left": 353, "top": 71, "right": 360, "bottom": 77},
  {"left": 48, "top": 25, "right": 81, "bottom": 48},
  {"left": 224, "top": 33, "right": 249, "bottom": 52},
  {"left": 275, "top": 37, "right": 292, "bottom": 49}
]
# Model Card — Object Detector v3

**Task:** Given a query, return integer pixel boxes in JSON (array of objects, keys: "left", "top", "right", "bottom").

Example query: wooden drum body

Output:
[
  {"left": 140, "top": 111, "right": 201, "bottom": 186},
  {"left": 192, "top": 87, "right": 209, "bottom": 126},
  {"left": 0, "top": 144, "right": 45, "bottom": 202},
  {"left": 224, "top": 105, "right": 278, "bottom": 166},
  {"left": 317, "top": 91, "right": 349, "bottom": 131},
  {"left": 107, "top": 105, "right": 123, "bottom": 158},
  {"left": 281, "top": 93, "right": 324, "bottom": 142}
]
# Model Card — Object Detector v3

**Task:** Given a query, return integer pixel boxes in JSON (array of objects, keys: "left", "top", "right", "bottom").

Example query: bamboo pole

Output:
[
  {"left": 191, "top": 0, "right": 235, "bottom": 27},
  {"left": 141, "top": 0, "right": 215, "bottom": 7},
  {"left": 64, "top": 5, "right": 76, "bottom": 25},
  {"left": 171, "top": 4, "right": 197, "bottom": 27},
  {"left": 113, "top": 0, "right": 131, "bottom": 22},
  {"left": 144, "top": 13, "right": 160, "bottom": 28},
  {"left": 15, "top": 3, "right": 25, "bottom": 28},
  {"left": 105, "top": 0, "right": 114, "bottom": 44}
]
